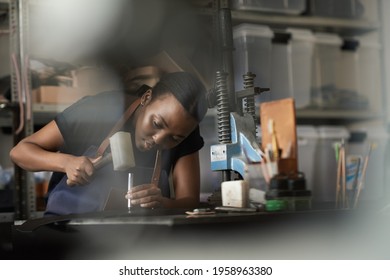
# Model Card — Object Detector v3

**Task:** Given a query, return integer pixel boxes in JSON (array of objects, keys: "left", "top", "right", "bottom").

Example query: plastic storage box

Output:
[
  {"left": 311, "top": 32, "right": 342, "bottom": 108},
  {"left": 308, "top": 0, "right": 364, "bottom": 19},
  {"left": 233, "top": 24, "right": 273, "bottom": 89},
  {"left": 232, "top": 24, "right": 273, "bottom": 101},
  {"left": 312, "top": 126, "right": 350, "bottom": 207},
  {"left": 270, "top": 28, "right": 315, "bottom": 109},
  {"left": 335, "top": 38, "right": 368, "bottom": 109},
  {"left": 356, "top": 35, "right": 382, "bottom": 112},
  {"left": 230, "top": 0, "right": 306, "bottom": 15},
  {"left": 297, "top": 125, "right": 319, "bottom": 191},
  {"left": 333, "top": 36, "right": 381, "bottom": 110},
  {"left": 347, "top": 123, "right": 389, "bottom": 203}
]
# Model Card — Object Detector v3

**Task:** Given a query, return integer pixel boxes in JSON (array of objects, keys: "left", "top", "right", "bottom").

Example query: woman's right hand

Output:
[{"left": 65, "top": 156, "right": 101, "bottom": 186}]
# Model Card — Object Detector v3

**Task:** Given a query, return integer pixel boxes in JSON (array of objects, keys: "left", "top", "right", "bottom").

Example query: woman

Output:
[{"left": 10, "top": 72, "right": 208, "bottom": 214}]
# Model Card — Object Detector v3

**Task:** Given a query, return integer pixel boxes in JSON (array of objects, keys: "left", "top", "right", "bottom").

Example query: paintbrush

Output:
[
  {"left": 340, "top": 140, "right": 348, "bottom": 208},
  {"left": 335, "top": 142, "right": 341, "bottom": 208},
  {"left": 353, "top": 142, "right": 375, "bottom": 209},
  {"left": 268, "top": 119, "right": 280, "bottom": 161}
]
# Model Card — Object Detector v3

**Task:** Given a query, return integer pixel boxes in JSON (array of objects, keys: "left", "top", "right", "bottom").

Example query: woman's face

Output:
[{"left": 134, "top": 90, "right": 198, "bottom": 151}]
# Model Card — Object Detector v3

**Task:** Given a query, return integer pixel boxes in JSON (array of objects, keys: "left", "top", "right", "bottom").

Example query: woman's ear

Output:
[{"left": 140, "top": 89, "right": 152, "bottom": 106}]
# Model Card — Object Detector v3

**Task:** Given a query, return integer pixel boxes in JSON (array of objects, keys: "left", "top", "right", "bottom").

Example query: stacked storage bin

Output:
[
  {"left": 232, "top": 23, "right": 273, "bottom": 104},
  {"left": 230, "top": 0, "right": 307, "bottom": 15},
  {"left": 356, "top": 35, "right": 382, "bottom": 112},
  {"left": 297, "top": 125, "right": 319, "bottom": 191},
  {"left": 311, "top": 32, "right": 343, "bottom": 108},
  {"left": 312, "top": 126, "right": 350, "bottom": 207},
  {"left": 336, "top": 35, "right": 381, "bottom": 111},
  {"left": 347, "top": 123, "right": 389, "bottom": 203},
  {"left": 308, "top": 0, "right": 365, "bottom": 19},
  {"left": 270, "top": 28, "right": 315, "bottom": 109},
  {"left": 335, "top": 38, "right": 369, "bottom": 109}
]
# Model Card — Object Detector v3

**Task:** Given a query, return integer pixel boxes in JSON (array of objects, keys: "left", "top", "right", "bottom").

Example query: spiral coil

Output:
[
  {"left": 215, "top": 70, "right": 231, "bottom": 144},
  {"left": 243, "top": 72, "right": 256, "bottom": 120}
]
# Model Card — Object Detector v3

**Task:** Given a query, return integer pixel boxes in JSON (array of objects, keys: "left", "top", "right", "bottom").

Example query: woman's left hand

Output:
[{"left": 125, "top": 184, "right": 162, "bottom": 208}]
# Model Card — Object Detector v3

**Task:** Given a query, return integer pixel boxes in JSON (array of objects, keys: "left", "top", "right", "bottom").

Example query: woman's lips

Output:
[{"left": 144, "top": 140, "right": 154, "bottom": 150}]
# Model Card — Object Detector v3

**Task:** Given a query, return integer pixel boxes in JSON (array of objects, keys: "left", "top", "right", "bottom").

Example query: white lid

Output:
[
  {"left": 348, "top": 125, "right": 389, "bottom": 139},
  {"left": 314, "top": 32, "right": 343, "bottom": 46},
  {"left": 353, "top": 33, "right": 382, "bottom": 50},
  {"left": 297, "top": 125, "right": 319, "bottom": 138},
  {"left": 286, "top": 28, "right": 315, "bottom": 42},
  {"left": 233, "top": 23, "right": 274, "bottom": 39},
  {"left": 317, "top": 126, "right": 350, "bottom": 139},
  {"left": 355, "top": 37, "right": 382, "bottom": 50}
]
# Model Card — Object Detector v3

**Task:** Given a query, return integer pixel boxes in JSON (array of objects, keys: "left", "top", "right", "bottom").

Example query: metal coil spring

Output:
[
  {"left": 215, "top": 70, "right": 231, "bottom": 144},
  {"left": 243, "top": 72, "right": 256, "bottom": 119}
]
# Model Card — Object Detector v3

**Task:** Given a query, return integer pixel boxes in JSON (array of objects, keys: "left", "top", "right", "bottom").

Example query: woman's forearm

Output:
[{"left": 10, "top": 141, "right": 72, "bottom": 173}]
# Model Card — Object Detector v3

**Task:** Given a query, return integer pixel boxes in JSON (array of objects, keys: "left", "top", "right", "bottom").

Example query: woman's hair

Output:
[{"left": 152, "top": 72, "right": 207, "bottom": 122}]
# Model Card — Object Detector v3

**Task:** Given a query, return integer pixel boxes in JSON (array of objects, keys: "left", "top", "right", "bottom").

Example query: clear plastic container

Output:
[
  {"left": 347, "top": 123, "right": 389, "bottom": 203},
  {"left": 311, "top": 32, "right": 342, "bottom": 108},
  {"left": 297, "top": 125, "right": 319, "bottom": 191},
  {"left": 231, "top": 0, "right": 306, "bottom": 15},
  {"left": 313, "top": 126, "right": 350, "bottom": 207},
  {"left": 270, "top": 28, "right": 315, "bottom": 108},
  {"left": 337, "top": 39, "right": 360, "bottom": 96},
  {"left": 232, "top": 24, "right": 273, "bottom": 103},
  {"left": 335, "top": 38, "right": 369, "bottom": 109},
  {"left": 356, "top": 35, "right": 382, "bottom": 112},
  {"left": 334, "top": 36, "right": 381, "bottom": 110},
  {"left": 233, "top": 23, "right": 273, "bottom": 89},
  {"left": 308, "top": 0, "right": 365, "bottom": 19}
]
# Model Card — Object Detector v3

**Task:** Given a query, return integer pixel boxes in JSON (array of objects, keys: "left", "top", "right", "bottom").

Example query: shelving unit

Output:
[
  {"left": 5, "top": 0, "right": 388, "bottom": 216},
  {"left": 5, "top": 0, "right": 37, "bottom": 220},
  {"left": 0, "top": 0, "right": 16, "bottom": 221},
  {"left": 232, "top": 8, "right": 384, "bottom": 125},
  {"left": 205, "top": 1, "right": 389, "bottom": 207},
  {"left": 197, "top": 1, "right": 385, "bottom": 125}
]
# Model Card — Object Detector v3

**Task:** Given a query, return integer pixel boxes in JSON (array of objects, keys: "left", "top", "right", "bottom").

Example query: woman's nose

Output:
[{"left": 152, "top": 131, "right": 167, "bottom": 146}]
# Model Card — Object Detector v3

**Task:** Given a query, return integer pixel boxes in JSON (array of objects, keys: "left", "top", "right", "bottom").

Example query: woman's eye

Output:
[
  {"left": 171, "top": 137, "right": 179, "bottom": 143},
  {"left": 153, "top": 120, "right": 161, "bottom": 129}
]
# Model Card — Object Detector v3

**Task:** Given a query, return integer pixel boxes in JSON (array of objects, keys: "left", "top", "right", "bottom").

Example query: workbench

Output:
[{"left": 11, "top": 207, "right": 390, "bottom": 260}]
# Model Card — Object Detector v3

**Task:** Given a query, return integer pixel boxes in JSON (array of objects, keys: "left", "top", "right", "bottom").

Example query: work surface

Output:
[{"left": 11, "top": 207, "right": 390, "bottom": 260}]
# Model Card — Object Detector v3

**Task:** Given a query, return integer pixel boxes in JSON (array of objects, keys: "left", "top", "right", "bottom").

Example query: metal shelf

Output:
[
  {"left": 295, "top": 108, "right": 382, "bottom": 120},
  {"left": 206, "top": 106, "right": 381, "bottom": 123},
  {"left": 231, "top": 10, "right": 380, "bottom": 35},
  {"left": 197, "top": 8, "right": 380, "bottom": 35}
]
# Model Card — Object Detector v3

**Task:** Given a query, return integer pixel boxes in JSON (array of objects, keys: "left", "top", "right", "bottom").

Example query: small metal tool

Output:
[{"left": 128, "top": 173, "right": 133, "bottom": 212}]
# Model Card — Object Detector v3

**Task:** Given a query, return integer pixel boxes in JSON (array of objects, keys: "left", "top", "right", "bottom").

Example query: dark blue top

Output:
[{"left": 48, "top": 90, "right": 204, "bottom": 200}]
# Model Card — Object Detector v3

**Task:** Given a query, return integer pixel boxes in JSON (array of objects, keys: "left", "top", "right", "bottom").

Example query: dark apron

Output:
[
  {"left": 45, "top": 146, "right": 168, "bottom": 216},
  {"left": 44, "top": 92, "right": 165, "bottom": 216}
]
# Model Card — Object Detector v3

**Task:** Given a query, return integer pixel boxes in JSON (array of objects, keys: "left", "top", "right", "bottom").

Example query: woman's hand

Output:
[
  {"left": 125, "top": 184, "right": 162, "bottom": 208},
  {"left": 65, "top": 156, "right": 101, "bottom": 186}
]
